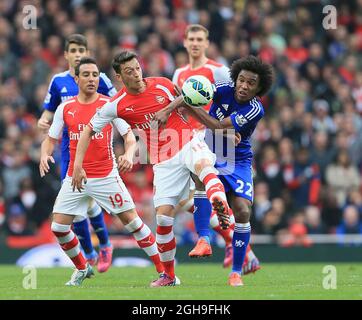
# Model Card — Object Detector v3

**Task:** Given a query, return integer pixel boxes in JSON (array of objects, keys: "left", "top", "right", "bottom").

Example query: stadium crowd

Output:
[{"left": 0, "top": 0, "right": 361, "bottom": 246}]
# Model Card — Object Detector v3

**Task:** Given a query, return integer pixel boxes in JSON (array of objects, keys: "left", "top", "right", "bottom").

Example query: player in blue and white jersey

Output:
[
  {"left": 37, "top": 34, "right": 117, "bottom": 273},
  {"left": 155, "top": 55, "right": 274, "bottom": 286}
]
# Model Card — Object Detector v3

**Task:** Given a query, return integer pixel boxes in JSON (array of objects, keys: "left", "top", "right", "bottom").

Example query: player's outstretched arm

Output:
[
  {"left": 72, "top": 125, "right": 92, "bottom": 192},
  {"left": 153, "top": 96, "right": 184, "bottom": 127},
  {"left": 37, "top": 110, "right": 54, "bottom": 132},
  {"left": 183, "top": 103, "right": 234, "bottom": 132},
  {"left": 39, "top": 136, "right": 57, "bottom": 177},
  {"left": 118, "top": 129, "right": 136, "bottom": 173}
]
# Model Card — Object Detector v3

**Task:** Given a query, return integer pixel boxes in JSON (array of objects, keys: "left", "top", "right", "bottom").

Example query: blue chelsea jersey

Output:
[
  {"left": 42, "top": 70, "right": 117, "bottom": 162},
  {"left": 206, "top": 81, "right": 264, "bottom": 164}
]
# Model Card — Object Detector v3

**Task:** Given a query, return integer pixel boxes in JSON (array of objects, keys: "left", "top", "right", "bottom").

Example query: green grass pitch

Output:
[{"left": 0, "top": 263, "right": 361, "bottom": 300}]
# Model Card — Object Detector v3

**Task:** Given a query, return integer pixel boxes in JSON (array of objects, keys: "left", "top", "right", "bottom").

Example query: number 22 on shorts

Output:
[{"left": 235, "top": 180, "right": 253, "bottom": 197}]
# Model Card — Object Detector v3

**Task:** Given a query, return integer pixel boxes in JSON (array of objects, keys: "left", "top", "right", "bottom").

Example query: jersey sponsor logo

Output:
[
  {"left": 234, "top": 240, "right": 245, "bottom": 248},
  {"left": 44, "top": 92, "right": 51, "bottom": 104},
  {"left": 61, "top": 87, "right": 68, "bottom": 93},
  {"left": 156, "top": 95, "right": 165, "bottom": 104},
  {"left": 216, "top": 108, "right": 224, "bottom": 121},
  {"left": 235, "top": 114, "right": 248, "bottom": 127},
  {"left": 125, "top": 106, "right": 134, "bottom": 112},
  {"left": 61, "top": 95, "right": 76, "bottom": 102},
  {"left": 222, "top": 104, "right": 229, "bottom": 111}
]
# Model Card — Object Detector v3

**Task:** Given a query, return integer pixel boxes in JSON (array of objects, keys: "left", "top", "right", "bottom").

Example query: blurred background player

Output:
[
  {"left": 156, "top": 55, "right": 274, "bottom": 286},
  {"left": 40, "top": 57, "right": 164, "bottom": 286},
  {"left": 37, "top": 34, "right": 117, "bottom": 272},
  {"left": 73, "top": 51, "right": 231, "bottom": 287},
  {"left": 172, "top": 24, "right": 259, "bottom": 273}
]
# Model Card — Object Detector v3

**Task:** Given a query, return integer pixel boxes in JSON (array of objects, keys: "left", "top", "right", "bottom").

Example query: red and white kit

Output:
[
  {"left": 89, "top": 77, "right": 216, "bottom": 207},
  {"left": 49, "top": 94, "right": 135, "bottom": 216},
  {"left": 173, "top": 59, "right": 230, "bottom": 131}
]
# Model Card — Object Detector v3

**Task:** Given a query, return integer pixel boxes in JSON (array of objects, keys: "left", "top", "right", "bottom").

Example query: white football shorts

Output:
[
  {"left": 53, "top": 169, "right": 135, "bottom": 217},
  {"left": 153, "top": 135, "right": 216, "bottom": 207}
]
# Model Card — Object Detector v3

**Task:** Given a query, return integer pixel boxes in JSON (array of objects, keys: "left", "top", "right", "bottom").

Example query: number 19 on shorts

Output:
[{"left": 109, "top": 193, "right": 123, "bottom": 208}]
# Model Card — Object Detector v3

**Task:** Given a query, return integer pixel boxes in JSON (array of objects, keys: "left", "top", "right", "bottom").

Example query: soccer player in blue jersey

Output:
[
  {"left": 37, "top": 34, "right": 117, "bottom": 272},
  {"left": 155, "top": 55, "right": 274, "bottom": 286}
]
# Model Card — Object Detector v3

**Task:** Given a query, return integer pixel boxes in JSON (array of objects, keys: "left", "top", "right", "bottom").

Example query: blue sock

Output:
[
  {"left": 194, "top": 191, "right": 212, "bottom": 243},
  {"left": 73, "top": 219, "right": 94, "bottom": 255},
  {"left": 232, "top": 222, "right": 251, "bottom": 275},
  {"left": 89, "top": 211, "right": 110, "bottom": 248}
]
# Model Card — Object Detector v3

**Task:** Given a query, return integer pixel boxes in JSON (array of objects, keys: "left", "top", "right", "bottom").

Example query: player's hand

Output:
[
  {"left": 71, "top": 166, "right": 87, "bottom": 192},
  {"left": 39, "top": 155, "right": 55, "bottom": 177},
  {"left": 37, "top": 118, "right": 51, "bottom": 132},
  {"left": 153, "top": 109, "right": 169, "bottom": 128},
  {"left": 118, "top": 154, "right": 133, "bottom": 173},
  {"left": 234, "top": 132, "right": 241, "bottom": 145},
  {"left": 174, "top": 85, "right": 182, "bottom": 97}
]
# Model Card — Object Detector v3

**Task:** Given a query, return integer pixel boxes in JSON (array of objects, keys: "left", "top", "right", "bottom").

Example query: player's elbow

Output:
[{"left": 124, "top": 129, "right": 136, "bottom": 145}]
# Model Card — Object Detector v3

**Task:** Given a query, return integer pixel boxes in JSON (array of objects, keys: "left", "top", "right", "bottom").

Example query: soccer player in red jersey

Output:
[
  {"left": 40, "top": 57, "right": 164, "bottom": 286},
  {"left": 172, "top": 24, "right": 260, "bottom": 273},
  {"left": 72, "top": 51, "right": 231, "bottom": 287}
]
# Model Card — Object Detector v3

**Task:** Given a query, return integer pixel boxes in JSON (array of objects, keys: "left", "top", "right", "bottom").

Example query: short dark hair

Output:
[
  {"left": 65, "top": 34, "right": 88, "bottom": 51},
  {"left": 230, "top": 55, "right": 274, "bottom": 96},
  {"left": 184, "top": 24, "right": 209, "bottom": 39},
  {"left": 112, "top": 51, "right": 138, "bottom": 74},
  {"left": 74, "top": 57, "right": 98, "bottom": 76}
]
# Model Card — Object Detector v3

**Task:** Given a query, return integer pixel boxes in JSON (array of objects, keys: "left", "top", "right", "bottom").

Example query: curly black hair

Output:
[{"left": 230, "top": 55, "right": 274, "bottom": 96}]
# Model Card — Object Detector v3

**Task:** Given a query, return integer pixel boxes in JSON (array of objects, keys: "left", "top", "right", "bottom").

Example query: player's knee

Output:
[
  {"left": 194, "top": 160, "right": 213, "bottom": 176},
  {"left": 232, "top": 202, "right": 251, "bottom": 223},
  {"left": 51, "top": 221, "right": 71, "bottom": 234},
  {"left": 116, "top": 208, "right": 138, "bottom": 225}
]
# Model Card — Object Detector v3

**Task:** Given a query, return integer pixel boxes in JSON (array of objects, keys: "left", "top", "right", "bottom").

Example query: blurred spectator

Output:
[
  {"left": 259, "top": 198, "right": 287, "bottom": 235},
  {"left": 255, "top": 145, "right": 285, "bottom": 199},
  {"left": 312, "top": 99, "right": 336, "bottom": 134},
  {"left": 304, "top": 205, "right": 327, "bottom": 234},
  {"left": 252, "top": 181, "right": 271, "bottom": 230},
  {"left": 336, "top": 205, "right": 362, "bottom": 246},
  {"left": 325, "top": 150, "right": 361, "bottom": 208},
  {"left": 0, "top": 180, "right": 5, "bottom": 227},
  {"left": 346, "top": 189, "right": 362, "bottom": 216},
  {"left": 283, "top": 147, "right": 321, "bottom": 210},
  {"left": 309, "top": 131, "right": 336, "bottom": 182}
]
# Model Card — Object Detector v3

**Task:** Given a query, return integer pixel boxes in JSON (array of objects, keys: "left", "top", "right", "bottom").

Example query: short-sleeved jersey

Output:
[
  {"left": 89, "top": 77, "right": 193, "bottom": 164},
  {"left": 173, "top": 59, "right": 230, "bottom": 130},
  {"left": 48, "top": 94, "right": 130, "bottom": 178},
  {"left": 43, "top": 70, "right": 117, "bottom": 163},
  {"left": 206, "top": 81, "right": 264, "bottom": 164}
]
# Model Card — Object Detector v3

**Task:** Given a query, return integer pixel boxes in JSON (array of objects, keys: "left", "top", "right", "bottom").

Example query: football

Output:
[{"left": 181, "top": 75, "right": 214, "bottom": 108}]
